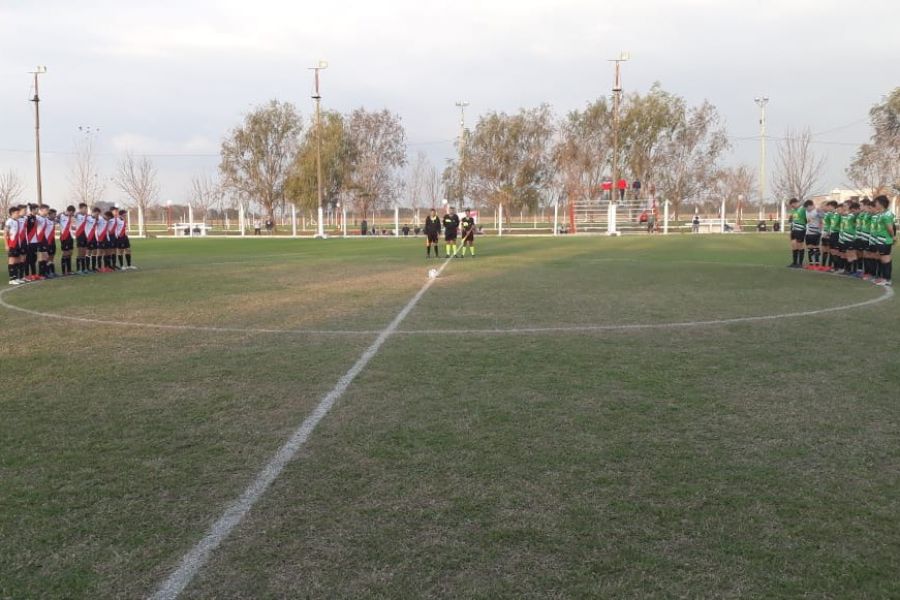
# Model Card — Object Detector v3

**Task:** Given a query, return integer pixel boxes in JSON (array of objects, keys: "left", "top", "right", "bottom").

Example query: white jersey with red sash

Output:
[
  {"left": 59, "top": 214, "right": 73, "bottom": 241},
  {"left": 43, "top": 217, "right": 56, "bottom": 244},
  {"left": 74, "top": 212, "right": 87, "bottom": 238},
  {"left": 26, "top": 215, "right": 45, "bottom": 244},
  {"left": 4, "top": 218, "right": 18, "bottom": 249},
  {"left": 17, "top": 216, "right": 27, "bottom": 246},
  {"left": 96, "top": 216, "right": 108, "bottom": 242},
  {"left": 114, "top": 217, "right": 127, "bottom": 238},
  {"left": 106, "top": 217, "right": 116, "bottom": 239},
  {"left": 85, "top": 215, "right": 97, "bottom": 242}
]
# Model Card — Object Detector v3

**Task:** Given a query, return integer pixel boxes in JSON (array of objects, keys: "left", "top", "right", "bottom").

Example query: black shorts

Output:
[
  {"left": 790, "top": 229, "right": 806, "bottom": 242},
  {"left": 6, "top": 245, "right": 20, "bottom": 258},
  {"left": 87, "top": 240, "right": 98, "bottom": 251},
  {"left": 854, "top": 239, "right": 866, "bottom": 251},
  {"left": 27, "top": 242, "right": 39, "bottom": 256},
  {"left": 426, "top": 232, "right": 439, "bottom": 243},
  {"left": 99, "top": 240, "right": 110, "bottom": 250},
  {"left": 47, "top": 241, "right": 57, "bottom": 256},
  {"left": 805, "top": 233, "right": 821, "bottom": 246},
  {"left": 61, "top": 238, "right": 74, "bottom": 252},
  {"left": 444, "top": 231, "right": 458, "bottom": 242},
  {"left": 821, "top": 235, "right": 831, "bottom": 247},
  {"left": 37, "top": 242, "right": 48, "bottom": 253},
  {"left": 76, "top": 234, "right": 87, "bottom": 248},
  {"left": 829, "top": 232, "right": 840, "bottom": 248},
  {"left": 875, "top": 244, "right": 893, "bottom": 256},
  {"left": 118, "top": 236, "right": 131, "bottom": 249},
  {"left": 108, "top": 235, "right": 118, "bottom": 248}
]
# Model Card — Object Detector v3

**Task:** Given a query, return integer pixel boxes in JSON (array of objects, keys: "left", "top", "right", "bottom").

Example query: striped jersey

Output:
[
  {"left": 790, "top": 206, "right": 807, "bottom": 230},
  {"left": 872, "top": 211, "right": 896, "bottom": 245},
  {"left": 805, "top": 209, "right": 823, "bottom": 234}
]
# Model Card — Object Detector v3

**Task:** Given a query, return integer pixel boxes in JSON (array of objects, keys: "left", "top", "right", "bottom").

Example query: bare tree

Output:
[
  {"left": 772, "top": 127, "right": 826, "bottom": 201},
  {"left": 0, "top": 169, "right": 24, "bottom": 216},
  {"left": 114, "top": 153, "right": 159, "bottom": 235},
  {"left": 714, "top": 165, "right": 755, "bottom": 213},
  {"left": 190, "top": 174, "right": 225, "bottom": 222},
  {"left": 426, "top": 162, "right": 442, "bottom": 209},
  {"left": 405, "top": 151, "right": 432, "bottom": 224},
  {"left": 69, "top": 133, "right": 105, "bottom": 208},
  {"left": 846, "top": 87, "right": 900, "bottom": 196},
  {"left": 345, "top": 108, "right": 407, "bottom": 216}
]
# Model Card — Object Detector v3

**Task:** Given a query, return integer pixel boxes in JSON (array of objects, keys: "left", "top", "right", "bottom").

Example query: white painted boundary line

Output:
[
  {"left": 395, "top": 285, "right": 894, "bottom": 335},
  {"left": 148, "top": 255, "right": 454, "bottom": 600},
  {"left": 0, "top": 288, "right": 379, "bottom": 336},
  {"left": 1, "top": 278, "right": 892, "bottom": 338}
]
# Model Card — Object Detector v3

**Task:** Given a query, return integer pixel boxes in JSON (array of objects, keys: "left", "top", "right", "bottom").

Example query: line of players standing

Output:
[
  {"left": 5, "top": 202, "right": 135, "bottom": 286},
  {"left": 787, "top": 195, "right": 895, "bottom": 286}
]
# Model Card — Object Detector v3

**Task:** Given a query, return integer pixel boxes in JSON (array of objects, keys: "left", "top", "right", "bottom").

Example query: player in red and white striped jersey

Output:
[
  {"left": 43, "top": 208, "right": 58, "bottom": 278},
  {"left": 5, "top": 205, "right": 25, "bottom": 285},
  {"left": 85, "top": 208, "right": 100, "bottom": 271},
  {"left": 73, "top": 203, "right": 89, "bottom": 273},
  {"left": 58, "top": 206, "right": 76, "bottom": 275},
  {"left": 114, "top": 209, "right": 134, "bottom": 269}
]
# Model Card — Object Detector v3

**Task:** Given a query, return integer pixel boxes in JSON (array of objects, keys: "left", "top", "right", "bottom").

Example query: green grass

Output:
[{"left": 1, "top": 235, "right": 898, "bottom": 598}]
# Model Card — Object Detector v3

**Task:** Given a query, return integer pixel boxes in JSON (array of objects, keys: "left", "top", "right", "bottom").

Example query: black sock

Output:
[
  {"left": 792, "top": 249, "right": 799, "bottom": 265},
  {"left": 884, "top": 262, "right": 892, "bottom": 281},
  {"left": 808, "top": 248, "right": 815, "bottom": 264},
  {"left": 118, "top": 254, "right": 124, "bottom": 267},
  {"left": 798, "top": 250, "right": 804, "bottom": 266},
  {"left": 8, "top": 265, "right": 15, "bottom": 281},
  {"left": 125, "top": 254, "right": 132, "bottom": 267},
  {"left": 38, "top": 261, "right": 46, "bottom": 276},
  {"left": 48, "top": 262, "right": 55, "bottom": 275}
]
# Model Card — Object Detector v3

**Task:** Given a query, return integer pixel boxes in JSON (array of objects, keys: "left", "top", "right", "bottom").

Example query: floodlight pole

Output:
[
  {"left": 29, "top": 66, "right": 47, "bottom": 205},
  {"left": 609, "top": 53, "right": 628, "bottom": 236},
  {"left": 310, "top": 60, "right": 328, "bottom": 239},
  {"left": 455, "top": 101, "right": 469, "bottom": 208},
  {"left": 754, "top": 96, "right": 769, "bottom": 222}
]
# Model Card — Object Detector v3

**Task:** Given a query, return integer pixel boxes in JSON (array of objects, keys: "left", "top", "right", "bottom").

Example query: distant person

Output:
[
  {"left": 442, "top": 206, "right": 460, "bottom": 258},
  {"left": 265, "top": 218, "right": 273, "bottom": 234},
  {"left": 460, "top": 208, "right": 476, "bottom": 257},
  {"left": 423, "top": 208, "right": 441, "bottom": 258},
  {"left": 402, "top": 224, "right": 410, "bottom": 236},
  {"left": 647, "top": 212, "right": 656, "bottom": 234},
  {"left": 787, "top": 198, "right": 806, "bottom": 267},
  {"left": 757, "top": 220, "right": 767, "bottom": 232},
  {"left": 360, "top": 219, "right": 367, "bottom": 236},
  {"left": 253, "top": 218, "right": 261, "bottom": 235},
  {"left": 805, "top": 201, "right": 824, "bottom": 267},
  {"left": 692, "top": 215, "right": 700, "bottom": 233}
]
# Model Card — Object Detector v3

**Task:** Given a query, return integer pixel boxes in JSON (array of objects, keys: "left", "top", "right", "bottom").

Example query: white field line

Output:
[
  {"left": 148, "top": 255, "right": 454, "bottom": 600},
  {"left": 395, "top": 285, "right": 894, "bottom": 335},
  {"left": 0, "top": 288, "right": 380, "bottom": 336},
  {"left": 1, "top": 276, "right": 893, "bottom": 338}
]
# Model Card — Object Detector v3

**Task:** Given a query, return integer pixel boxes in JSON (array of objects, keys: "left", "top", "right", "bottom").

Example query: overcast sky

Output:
[{"left": 1, "top": 0, "right": 897, "bottom": 207}]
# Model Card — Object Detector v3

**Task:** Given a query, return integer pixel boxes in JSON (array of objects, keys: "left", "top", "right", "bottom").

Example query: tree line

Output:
[{"left": 2, "top": 86, "right": 897, "bottom": 224}]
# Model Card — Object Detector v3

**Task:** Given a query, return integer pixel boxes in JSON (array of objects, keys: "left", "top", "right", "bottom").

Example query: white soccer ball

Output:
[{"left": 428, "top": 268, "right": 438, "bottom": 279}]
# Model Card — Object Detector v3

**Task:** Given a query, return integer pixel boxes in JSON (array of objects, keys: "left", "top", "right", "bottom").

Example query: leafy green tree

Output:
[
  {"left": 285, "top": 111, "right": 352, "bottom": 212},
  {"left": 847, "top": 87, "right": 900, "bottom": 195},
  {"left": 345, "top": 108, "right": 407, "bottom": 215},
  {"left": 454, "top": 104, "right": 554, "bottom": 212}
]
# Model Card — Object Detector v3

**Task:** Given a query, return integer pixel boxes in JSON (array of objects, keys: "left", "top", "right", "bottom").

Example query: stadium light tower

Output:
[
  {"left": 29, "top": 66, "right": 47, "bottom": 205},
  {"left": 455, "top": 101, "right": 469, "bottom": 206},
  {"left": 609, "top": 53, "right": 629, "bottom": 205},
  {"left": 310, "top": 60, "right": 328, "bottom": 239},
  {"left": 754, "top": 96, "right": 769, "bottom": 221}
]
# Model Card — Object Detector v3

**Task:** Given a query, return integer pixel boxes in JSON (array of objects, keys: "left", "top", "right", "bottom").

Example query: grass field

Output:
[{"left": 1, "top": 235, "right": 898, "bottom": 599}]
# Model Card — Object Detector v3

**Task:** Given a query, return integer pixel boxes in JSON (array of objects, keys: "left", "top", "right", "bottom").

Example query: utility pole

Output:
[
  {"left": 609, "top": 53, "right": 629, "bottom": 204},
  {"left": 455, "top": 101, "right": 469, "bottom": 208},
  {"left": 29, "top": 66, "right": 47, "bottom": 205},
  {"left": 754, "top": 96, "right": 769, "bottom": 222},
  {"left": 310, "top": 60, "right": 328, "bottom": 238}
]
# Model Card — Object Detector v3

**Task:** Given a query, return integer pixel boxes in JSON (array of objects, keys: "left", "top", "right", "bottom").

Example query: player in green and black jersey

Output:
[
  {"left": 820, "top": 200, "right": 839, "bottom": 269},
  {"left": 871, "top": 195, "right": 895, "bottom": 286},
  {"left": 459, "top": 208, "right": 476, "bottom": 258},
  {"left": 423, "top": 208, "right": 442, "bottom": 258},
  {"left": 442, "top": 207, "right": 460, "bottom": 258},
  {"left": 838, "top": 201, "right": 861, "bottom": 274},
  {"left": 787, "top": 198, "right": 806, "bottom": 267}
]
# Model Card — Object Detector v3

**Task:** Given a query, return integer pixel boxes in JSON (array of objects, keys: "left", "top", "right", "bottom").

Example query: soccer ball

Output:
[{"left": 428, "top": 268, "right": 438, "bottom": 279}]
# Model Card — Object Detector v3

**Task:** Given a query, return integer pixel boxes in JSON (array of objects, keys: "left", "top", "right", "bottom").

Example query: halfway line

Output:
[{"left": 149, "top": 256, "right": 453, "bottom": 600}]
